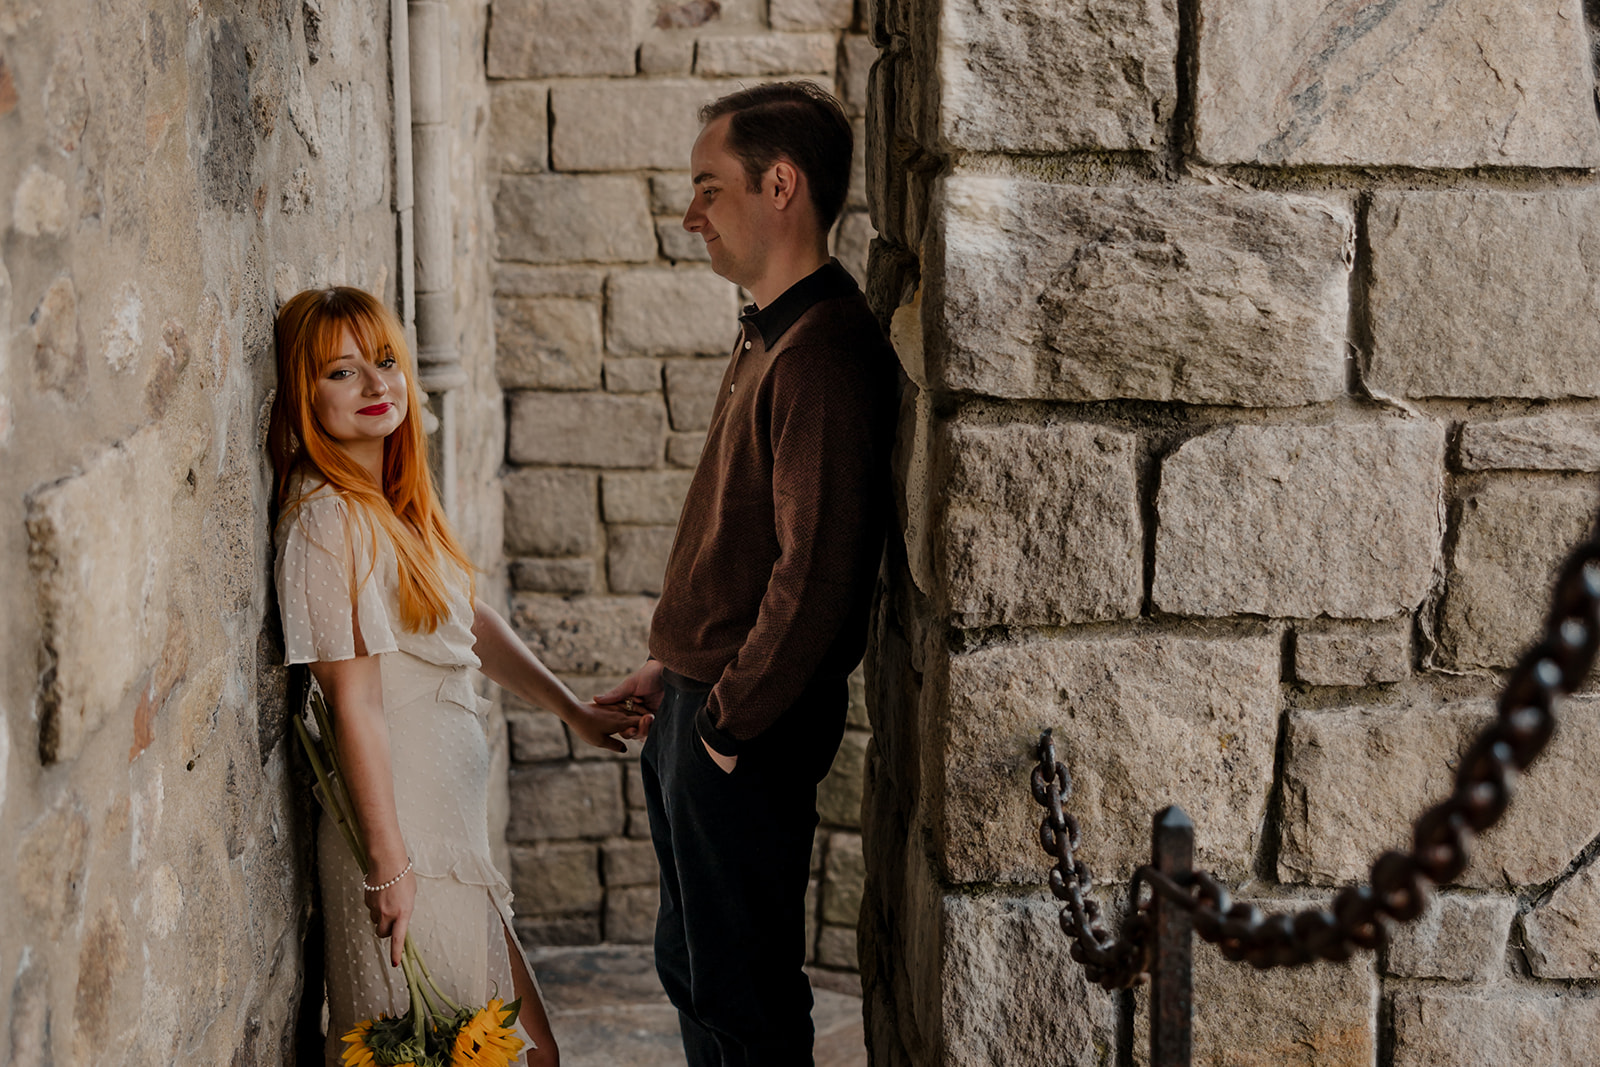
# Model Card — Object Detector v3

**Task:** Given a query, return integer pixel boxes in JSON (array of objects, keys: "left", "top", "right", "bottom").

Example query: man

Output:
[{"left": 596, "top": 82, "right": 898, "bottom": 1066}]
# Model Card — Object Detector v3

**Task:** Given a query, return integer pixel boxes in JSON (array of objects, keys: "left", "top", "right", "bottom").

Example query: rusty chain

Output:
[{"left": 1032, "top": 521, "right": 1600, "bottom": 989}]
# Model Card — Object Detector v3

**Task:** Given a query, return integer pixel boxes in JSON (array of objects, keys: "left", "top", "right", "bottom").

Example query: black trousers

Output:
[{"left": 641, "top": 678, "right": 834, "bottom": 1067}]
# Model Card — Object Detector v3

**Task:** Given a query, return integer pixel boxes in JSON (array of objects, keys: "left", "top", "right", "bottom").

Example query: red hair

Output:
[{"left": 268, "top": 286, "right": 474, "bottom": 633}]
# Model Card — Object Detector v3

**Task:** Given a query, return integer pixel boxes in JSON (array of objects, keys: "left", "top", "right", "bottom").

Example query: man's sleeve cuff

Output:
[{"left": 695, "top": 705, "right": 742, "bottom": 757}]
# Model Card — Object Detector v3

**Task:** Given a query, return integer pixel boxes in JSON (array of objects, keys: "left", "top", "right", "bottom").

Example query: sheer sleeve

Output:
[{"left": 275, "top": 490, "right": 400, "bottom": 665}]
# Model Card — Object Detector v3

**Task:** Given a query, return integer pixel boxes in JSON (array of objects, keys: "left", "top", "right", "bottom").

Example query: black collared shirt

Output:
[{"left": 738, "top": 259, "right": 861, "bottom": 348}]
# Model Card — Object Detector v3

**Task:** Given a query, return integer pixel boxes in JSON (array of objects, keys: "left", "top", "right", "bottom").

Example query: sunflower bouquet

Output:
[{"left": 296, "top": 690, "right": 526, "bottom": 1067}]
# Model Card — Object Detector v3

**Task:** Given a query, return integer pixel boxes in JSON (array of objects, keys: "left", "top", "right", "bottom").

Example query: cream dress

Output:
[{"left": 274, "top": 480, "right": 540, "bottom": 1064}]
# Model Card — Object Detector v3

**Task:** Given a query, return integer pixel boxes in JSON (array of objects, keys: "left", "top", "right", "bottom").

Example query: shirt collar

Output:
[{"left": 738, "top": 259, "right": 859, "bottom": 347}]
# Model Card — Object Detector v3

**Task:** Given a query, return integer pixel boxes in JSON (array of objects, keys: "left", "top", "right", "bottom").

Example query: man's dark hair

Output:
[{"left": 699, "top": 82, "right": 853, "bottom": 230}]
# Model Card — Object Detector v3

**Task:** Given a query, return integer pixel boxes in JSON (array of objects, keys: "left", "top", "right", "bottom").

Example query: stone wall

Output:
[
  {"left": 863, "top": 0, "right": 1600, "bottom": 1064},
  {"left": 485, "top": 0, "right": 875, "bottom": 983},
  {"left": 0, "top": 0, "right": 500, "bottom": 1061}
]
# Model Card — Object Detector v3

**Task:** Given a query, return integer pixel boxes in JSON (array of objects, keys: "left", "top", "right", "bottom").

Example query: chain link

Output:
[{"left": 1032, "top": 524, "right": 1600, "bottom": 987}]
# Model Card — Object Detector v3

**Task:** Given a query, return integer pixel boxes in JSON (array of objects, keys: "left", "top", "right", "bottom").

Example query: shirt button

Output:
[{"left": 743, "top": 341, "right": 751, "bottom": 350}]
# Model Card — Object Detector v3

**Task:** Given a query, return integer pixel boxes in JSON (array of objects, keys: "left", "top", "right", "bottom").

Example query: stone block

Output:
[
  {"left": 489, "top": 82, "right": 548, "bottom": 174},
  {"left": 606, "top": 525, "right": 676, "bottom": 596},
  {"left": 939, "top": 634, "right": 1279, "bottom": 883},
  {"left": 495, "top": 175, "right": 656, "bottom": 264},
  {"left": 846, "top": 667, "right": 868, "bottom": 729},
  {"left": 601, "top": 470, "right": 695, "bottom": 525},
  {"left": 1461, "top": 415, "right": 1600, "bottom": 472},
  {"left": 16, "top": 803, "right": 89, "bottom": 938},
  {"left": 605, "top": 885, "right": 660, "bottom": 944},
  {"left": 667, "top": 432, "right": 706, "bottom": 467},
  {"left": 509, "top": 594, "right": 656, "bottom": 674},
  {"left": 1368, "top": 191, "right": 1600, "bottom": 399},
  {"left": 507, "top": 706, "right": 572, "bottom": 762},
  {"left": 650, "top": 173, "right": 694, "bottom": 216},
  {"left": 770, "top": 0, "right": 854, "bottom": 30},
  {"left": 839, "top": 35, "right": 875, "bottom": 116},
  {"left": 657, "top": 218, "right": 710, "bottom": 263},
  {"left": 639, "top": 35, "right": 696, "bottom": 75},
  {"left": 1385, "top": 893, "right": 1515, "bottom": 982},
  {"left": 507, "top": 392, "right": 666, "bottom": 468},
  {"left": 942, "top": 894, "right": 1119, "bottom": 1067},
  {"left": 822, "top": 832, "right": 864, "bottom": 925},
  {"left": 509, "top": 843, "right": 602, "bottom": 914},
  {"left": 1295, "top": 623, "right": 1410, "bottom": 687},
  {"left": 1523, "top": 861, "right": 1600, "bottom": 979},
  {"left": 602, "top": 839, "right": 660, "bottom": 887},
  {"left": 495, "top": 265, "right": 608, "bottom": 299},
  {"left": 495, "top": 297, "right": 603, "bottom": 390},
  {"left": 938, "top": 0, "right": 1176, "bottom": 153},
  {"left": 694, "top": 33, "right": 836, "bottom": 76},
  {"left": 503, "top": 468, "right": 598, "bottom": 557},
  {"left": 834, "top": 211, "right": 873, "bottom": 286},
  {"left": 509, "top": 558, "right": 596, "bottom": 595},
  {"left": 1439, "top": 479, "right": 1597, "bottom": 669},
  {"left": 606, "top": 269, "right": 737, "bottom": 356},
  {"left": 1279, "top": 698, "right": 1600, "bottom": 888},
  {"left": 604, "top": 358, "right": 663, "bottom": 394},
  {"left": 663, "top": 359, "right": 729, "bottom": 430},
  {"left": 626, "top": 810, "right": 653, "bottom": 839},
  {"left": 1154, "top": 421, "right": 1444, "bottom": 619},
  {"left": 847, "top": 117, "right": 867, "bottom": 210},
  {"left": 927, "top": 176, "right": 1351, "bottom": 405},
  {"left": 487, "top": 0, "right": 639, "bottom": 78},
  {"left": 1135, "top": 933, "right": 1377, "bottom": 1067},
  {"left": 550, "top": 80, "right": 719, "bottom": 172},
  {"left": 1391, "top": 990, "right": 1599, "bottom": 1067},
  {"left": 1195, "top": 0, "right": 1600, "bottom": 168},
  {"left": 508, "top": 763, "right": 626, "bottom": 842},
  {"left": 806, "top": 877, "right": 820, "bottom": 962},
  {"left": 516, "top": 916, "right": 601, "bottom": 947},
  {"left": 625, "top": 764, "right": 647, "bottom": 809},
  {"left": 933, "top": 419, "right": 1142, "bottom": 627},
  {"left": 818, "top": 729, "right": 868, "bottom": 828},
  {"left": 816, "top": 924, "right": 857, "bottom": 969}
]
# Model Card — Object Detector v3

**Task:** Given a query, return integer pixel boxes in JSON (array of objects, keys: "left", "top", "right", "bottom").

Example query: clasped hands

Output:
[{"left": 593, "top": 660, "right": 737, "bottom": 773}]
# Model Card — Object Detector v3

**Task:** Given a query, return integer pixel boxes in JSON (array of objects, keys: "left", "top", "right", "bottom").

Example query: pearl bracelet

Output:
[{"left": 363, "top": 858, "right": 413, "bottom": 893}]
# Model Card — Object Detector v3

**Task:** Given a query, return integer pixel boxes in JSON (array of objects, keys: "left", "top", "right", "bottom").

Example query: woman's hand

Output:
[
  {"left": 564, "top": 700, "right": 649, "bottom": 753},
  {"left": 365, "top": 865, "right": 417, "bottom": 967}
]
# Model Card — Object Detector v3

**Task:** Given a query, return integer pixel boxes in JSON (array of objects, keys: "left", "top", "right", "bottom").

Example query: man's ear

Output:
[{"left": 769, "top": 159, "right": 801, "bottom": 210}]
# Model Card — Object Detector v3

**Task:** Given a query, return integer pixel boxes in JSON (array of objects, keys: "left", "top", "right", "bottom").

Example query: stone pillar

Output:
[{"left": 865, "top": 0, "right": 1600, "bottom": 1063}]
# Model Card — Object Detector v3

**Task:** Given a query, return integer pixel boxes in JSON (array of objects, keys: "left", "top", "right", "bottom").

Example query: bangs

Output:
[{"left": 307, "top": 292, "right": 408, "bottom": 373}]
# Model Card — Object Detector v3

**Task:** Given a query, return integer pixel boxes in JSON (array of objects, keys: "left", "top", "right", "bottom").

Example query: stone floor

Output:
[{"left": 530, "top": 946, "right": 868, "bottom": 1066}]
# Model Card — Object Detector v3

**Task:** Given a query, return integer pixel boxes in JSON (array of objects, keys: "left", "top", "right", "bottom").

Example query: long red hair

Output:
[{"left": 268, "top": 286, "right": 474, "bottom": 633}]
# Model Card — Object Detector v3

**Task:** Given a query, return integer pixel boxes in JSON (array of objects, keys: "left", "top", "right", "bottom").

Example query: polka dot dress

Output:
[{"left": 274, "top": 480, "right": 541, "bottom": 1064}]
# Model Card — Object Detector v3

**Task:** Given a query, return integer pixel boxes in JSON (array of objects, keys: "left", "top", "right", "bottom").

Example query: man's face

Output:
[{"left": 684, "top": 115, "right": 772, "bottom": 289}]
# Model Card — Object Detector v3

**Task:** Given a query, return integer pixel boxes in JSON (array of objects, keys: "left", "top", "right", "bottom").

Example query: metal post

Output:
[{"left": 1149, "top": 805, "right": 1194, "bottom": 1067}]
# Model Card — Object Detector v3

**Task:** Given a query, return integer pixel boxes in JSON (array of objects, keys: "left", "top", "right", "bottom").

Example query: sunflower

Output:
[
  {"left": 341, "top": 1019, "right": 379, "bottom": 1067},
  {"left": 448, "top": 999, "right": 525, "bottom": 1067}
]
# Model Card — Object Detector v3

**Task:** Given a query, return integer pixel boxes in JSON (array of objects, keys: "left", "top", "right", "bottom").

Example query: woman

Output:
[{"left": 269, "top": 287, "right": 645, "bottom": 1065}]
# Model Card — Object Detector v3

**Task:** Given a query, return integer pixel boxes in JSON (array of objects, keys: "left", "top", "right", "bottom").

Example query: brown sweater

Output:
[{"left": 648, "top": 260, "right": 898, "bottom": 755}]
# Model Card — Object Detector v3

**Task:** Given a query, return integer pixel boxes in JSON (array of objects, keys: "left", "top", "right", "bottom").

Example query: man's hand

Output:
[
  {"left": 595, "top": 660, "right": 665, "bottom": 744},
  {"left": 702, "top": 736, "right": 737, "bottom": 774},
  {"left": 566, "top": 700, "right": 649, "bottom": 753}
]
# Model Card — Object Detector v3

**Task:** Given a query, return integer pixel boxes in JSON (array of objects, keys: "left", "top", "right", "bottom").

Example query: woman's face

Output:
[{"left": 312, "top": 325, "right": 408, "bottom": 449}]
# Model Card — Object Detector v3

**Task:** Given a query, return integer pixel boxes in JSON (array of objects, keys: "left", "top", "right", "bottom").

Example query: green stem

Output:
[
  {"left": 404, "top": 944, "right": 443, "bottom": 1021},
  {"left": 293, "top": 717, "right": 368, "bottom": 871},
  {"left": 403, "top": 951, "right": 428, "bottom": 1043},
  {"left": 408, "top": 935, "right": 462, "bottom": 1014},
  {"left": 311, "top": 692, "right": 369, "bottom": 861}
]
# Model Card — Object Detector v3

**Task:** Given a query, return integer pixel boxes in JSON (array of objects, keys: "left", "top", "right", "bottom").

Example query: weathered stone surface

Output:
[
  {"left": 607, "top": 525, "right": 676, "bottom": 596},
  {"left": 507, "top": 705, "right": 573, "bottom": 762},
  {"left": 510, "top": 595, "right": 656, "bottom": 674},
  {"left": 822, "top": 832, "right": 864, "bottom": 925},
  {"left": 650, "top": 173, "right": 694, "bottom": 216},
  {"left": 663, "top": 359, "right": 729, "bottom": 431},
  {"left": 1280, "top": 698, "right": 1600, "bottom": 887},
  {"left": 625, "top": 764, "right": 647, "bottom": 809},
  {"left": 508, "top": 763, "right": 626, "bottom": 841},
  {"left": 694, "top": 33, "right": 836, "bottom": 76},
  {"left": 934, "top": 419, "right": 1142, "bottom": 626},
  {"left": 939, "top": 634, "right": 1279, "bottom": 882},
  {"left": 504, "top": 468, "right": 598, "bottom": 556},
  {"left": 942, "top": 893, "right": 1119, "bottom": 1067},
  {"left": 667, "top": 432, "right": 706, "bottom": 468},
  {"left": 1195, "top": 0, "right": 1600, "bottom": 168},
  {"left": 550, "top": 81, "right": 719, "bottom": 172},
  {"left": 604, "top": 358, "right": 663, "bottom": 394},
  {"left": 508, "top": 392, "right": 667, "bottom": 468},
  {"left": 602, "top": 839, "right": 660, "bottom": 888},
  {"left": 1439, "top": 479, "right": 1597, "bottom": 669},
  {"left": 1154, "top": 421, "right": 1444, "bottom": 619},
  {"left": 834, "top": 210, "right": 873, "bottom": 286},
  {"left": 770, "top": 0, "right": 854, "bottom": 30},
  {"left": 939, "top": 0, "right": 1176, "bottom": 152},
  {"left": 16, "top": 803, "right": 89, "bottom": 938},
  {"left": 1368, "top": 191, "right": 1600, "bottom": 399},
  {"left": 1391, "top": 990, "right": 1599, "bottom": 1067},
  {"left": 639, "top": 35, "right": 696, "bottom": 75},
  {"left": 1295, "top": 623, "right": 1411, "bottom": 687},
  {"left": 928, "top": 177, "right": 1351, "bottom": 405},
  {"left": 516, "top": 915, "right": 601, "bottom": 947},
  {"left": 510, "top": 557, "right": 596, "bottom": 595},
  {"left": 818, "top": 728, "right": 868, "bottom": 827},
  {"left": 495, "top": 297, "right": 603, "bottom": 390},
  {"left": 487, "top": 0, "right": 638, "bottom": 78},
  {"left": 1386, "top": 893, "right": 1515, "bottom": 982},
  {"left": 510, "top": 843, "right": 603, "bottom": 914},
  {"left": 606, "top": 270, "right": 736, "bottom": 356},
  {"left": 14, "top": 165, "right": 70, "bottom": 236},
  {"left": 839, "top": 35, "right": 875, "bottom": 117},
  {"left": 1136, "top": 933, "right": 1376, "bottom": 1067},
  {"left": 1460, "top": 415, "right": 1600, "bottom": 472},
  {"left": 601, "top": 471, "right": 695, "bottom": 525},
  {"left": 605, "top": 885, "right": 660, "bottom": 944},
  {"left": 488, "top": 82, "right": 548, "bottom": 173},
  {"left": 1523, "top": 862, "right": 1600, "bottom": 979},
  {"left": 495, "top": 265, "right": 608, "bottom": 299},
  {"left": 816, "top": 924, "right": 857, "bottom": 969},
  {"left": 657, "top": 218, "right": 710, "bottom": 263},
  {"left": 496, "top": 176, "right": 656, "bottom": 264}
]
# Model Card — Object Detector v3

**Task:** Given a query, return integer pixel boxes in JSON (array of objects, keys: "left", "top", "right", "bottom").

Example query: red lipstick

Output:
[{"left": 357, "top": 403, "right": 393, "bottom": 416}]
